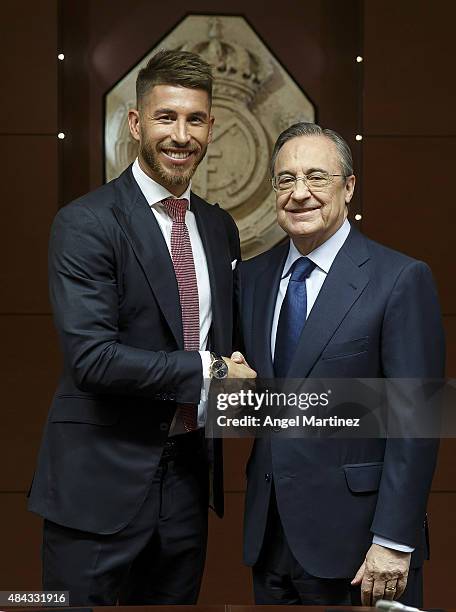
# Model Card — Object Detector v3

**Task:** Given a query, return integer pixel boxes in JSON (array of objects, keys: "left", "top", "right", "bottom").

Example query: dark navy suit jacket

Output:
[
  {"left": 28, "top": 165, "right": 240, "bottom": 534},
  {"left": 239, "top": 225, "right": 445, "bottom": 579}
]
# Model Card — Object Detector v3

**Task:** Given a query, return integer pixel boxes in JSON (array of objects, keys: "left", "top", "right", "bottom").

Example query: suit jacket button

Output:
[
  {"left": 264, "top": 473, "right": 271, "bottom": 483},
  {"left": 168, "top": 393, "right": 176, "bottom": 401},
  {"left": 160, "top": 423, "right": 168, "bottom": 431}
]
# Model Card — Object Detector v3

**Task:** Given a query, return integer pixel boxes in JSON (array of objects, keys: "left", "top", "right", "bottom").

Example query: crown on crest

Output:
[{"left": 180, "top": 18, "right": 269, "bottom": 105}]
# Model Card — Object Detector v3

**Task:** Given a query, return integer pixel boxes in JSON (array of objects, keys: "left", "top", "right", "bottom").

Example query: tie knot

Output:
[
  {"left": 163, "top": 198, "right": 188, "bottom": 222},
  {"left": 289, "top": 257, "right": 316, "bottom": 282}
]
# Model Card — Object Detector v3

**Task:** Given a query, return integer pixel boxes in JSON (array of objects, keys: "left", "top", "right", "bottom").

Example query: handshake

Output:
[{"left": 221, "top": 352, "right": 257, "bottom": 379}]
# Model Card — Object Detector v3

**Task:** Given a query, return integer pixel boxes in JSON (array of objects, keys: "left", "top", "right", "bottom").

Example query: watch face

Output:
[{"left": 213, "top": 359, "right": 229, "bottom": 379}]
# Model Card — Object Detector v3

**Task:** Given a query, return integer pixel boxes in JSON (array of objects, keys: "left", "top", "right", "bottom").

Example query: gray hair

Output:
[{"left": 270, "top": 122, "right": 354, "bottom": 178}]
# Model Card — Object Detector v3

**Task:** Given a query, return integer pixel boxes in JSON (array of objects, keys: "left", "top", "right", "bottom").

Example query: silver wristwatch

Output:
[{"left": 209, "top": 352, "right": 229, "bottom": 379}]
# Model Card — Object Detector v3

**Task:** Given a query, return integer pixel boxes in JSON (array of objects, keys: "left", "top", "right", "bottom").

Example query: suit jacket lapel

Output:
[
  {"left": 112, "top": 167, "right": 184, "bottom": 348},
  {"left": 288, "top": 228, "right": 370, "bottom": 378},
  {"left": 191, "top": 194, "right": 232, "bottom": 352},
  {"left": 252, "top": 242, "right": 289, "bottom": 377}
]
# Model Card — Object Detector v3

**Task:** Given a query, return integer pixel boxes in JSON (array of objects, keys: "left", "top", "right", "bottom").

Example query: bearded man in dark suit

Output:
[
  {"left": 235, "top": 122, "right": 444, "bottom": 607},
  {"left": 29, "top": 49, "right": 255, "bottom": 605}
]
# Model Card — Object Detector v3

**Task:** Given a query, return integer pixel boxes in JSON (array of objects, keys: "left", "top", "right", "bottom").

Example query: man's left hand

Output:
[{"left": 351, "top": 543, "right": 411, "bottom": 605}]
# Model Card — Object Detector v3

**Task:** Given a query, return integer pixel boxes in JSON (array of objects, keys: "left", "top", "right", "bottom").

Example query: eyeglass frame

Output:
[{"left": 271, "top": 172, "right": 347, "bottom": 193}]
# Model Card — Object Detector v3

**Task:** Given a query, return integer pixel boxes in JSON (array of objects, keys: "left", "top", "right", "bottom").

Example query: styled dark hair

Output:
[
  {"left": 136, "top": 49, "right": 213, "bottom": 108},
  {"left": 270, "top": 122, "right": 354, "bottom": 178}
]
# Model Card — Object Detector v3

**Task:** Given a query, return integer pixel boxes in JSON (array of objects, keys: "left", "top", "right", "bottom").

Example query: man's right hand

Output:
[{"left": 222, "top": 355, "right": 256, "bottom": 378}]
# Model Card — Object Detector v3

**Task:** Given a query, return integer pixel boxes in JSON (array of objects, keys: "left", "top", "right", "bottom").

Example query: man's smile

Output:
[
  {"left": 285, "top": 205, "right": 321, "bottom": 215},
  {"left": 161, "top": 148, "right": 196, "bottom": 164}
]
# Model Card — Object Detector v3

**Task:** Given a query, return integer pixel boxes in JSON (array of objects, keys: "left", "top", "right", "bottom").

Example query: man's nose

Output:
[
  {"left": 171, "top": 120, "right": 191, "bottom": 145},
  {"left": 292, "top": 177, "right": 311, "bottom": 201}
]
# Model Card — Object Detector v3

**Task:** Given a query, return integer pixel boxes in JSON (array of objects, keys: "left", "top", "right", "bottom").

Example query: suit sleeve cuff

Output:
[{"left": 372, "top": 535, "right": 415, "bottom": 553}]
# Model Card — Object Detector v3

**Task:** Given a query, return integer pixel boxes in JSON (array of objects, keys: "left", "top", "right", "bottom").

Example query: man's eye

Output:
[
  {"left": 157, "top": 115, "right": 172, "bottom": 122},
  {"left": 278, "top": 176, "right": 295, "bottom": 187},
  {"left": 189, "top": 117, "right": 204, "bottom": 124},
  {"left": 308, "top": 173, "right": 327, "bottom": 183}
]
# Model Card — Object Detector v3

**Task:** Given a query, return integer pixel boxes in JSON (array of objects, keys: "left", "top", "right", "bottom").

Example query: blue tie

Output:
[{"left": 274, "top": 257, "right": 316, "bottom": 378}]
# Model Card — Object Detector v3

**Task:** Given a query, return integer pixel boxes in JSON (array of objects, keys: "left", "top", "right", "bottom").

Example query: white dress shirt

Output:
[
  {"left": 132, "top": 159, "right": 212, "bottom": 432},
  {"left": 271, "top": 218, "right": 413, "bottom": 554}
]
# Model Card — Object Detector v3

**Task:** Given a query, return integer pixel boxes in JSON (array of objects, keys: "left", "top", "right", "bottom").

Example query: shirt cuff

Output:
[
  {"left": 197, "top": 351, "right": 212, "bottom": 427},
  {"left": 372, "top": 535, "right": 415, "bottom": 553}
]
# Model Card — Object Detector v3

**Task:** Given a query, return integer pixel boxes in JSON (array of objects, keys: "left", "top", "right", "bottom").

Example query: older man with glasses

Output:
[{"left": 234, "top": 122, "right": 444, "bottom": 606}]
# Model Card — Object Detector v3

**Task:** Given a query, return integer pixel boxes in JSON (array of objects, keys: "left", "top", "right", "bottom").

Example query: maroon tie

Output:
[{"left": 163, "top": 198, "right": 199, "bottom": 431}]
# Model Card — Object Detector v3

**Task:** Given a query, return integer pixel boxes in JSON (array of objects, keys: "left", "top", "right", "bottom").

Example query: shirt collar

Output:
[
  {"left": 132, "top": 158, "right": 192, "bottom": 209},
  {"left": 282, "top": 218, "right": 351, "bottom": 278}
]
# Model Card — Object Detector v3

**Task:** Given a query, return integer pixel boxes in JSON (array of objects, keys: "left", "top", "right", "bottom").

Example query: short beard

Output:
[{"left": 140, "top": 138, "right": 207, "bottom": 187}]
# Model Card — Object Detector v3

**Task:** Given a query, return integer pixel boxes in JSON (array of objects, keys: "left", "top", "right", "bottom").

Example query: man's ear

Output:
[
  {"left": 207, "top": 115, "right": 215, "bottom": 144},
  {"left": 128, "top": 109, "right": 141, "bottom": 142},
  {"left": 345, "top": 175, "right": 356, "bottom": 204}
]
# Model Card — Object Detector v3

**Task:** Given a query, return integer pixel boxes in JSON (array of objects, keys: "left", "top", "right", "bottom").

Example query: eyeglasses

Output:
[{"left": 271, "top": 172, "right": 345, "bottom": 192}]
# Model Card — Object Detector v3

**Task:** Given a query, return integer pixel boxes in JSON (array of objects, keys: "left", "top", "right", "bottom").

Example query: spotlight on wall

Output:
[
  {"left": 57, "top": 132, "right": 65, "bottom": 139},
  {"left": 58, "top": 53, "right": 65, "bottom": 60},
  {"left": 356, "top": 56, "right": 363, "bottom": 63},
  {"left": 355, "top": 134, "right": 363, "bottom": 141},
  {"left": 355, "top": 214, "right": 362, "bottom": 221}
]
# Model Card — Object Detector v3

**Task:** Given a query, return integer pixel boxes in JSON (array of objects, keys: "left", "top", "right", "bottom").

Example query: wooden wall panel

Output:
[
  {"left": 59, "top": 0, "right": 90, "bottom": 206},
  {"left": 0, "top": 493, "right": 42, "bottom": 589},
  {"left": 201, "top": 492, "right": 253, "bottom": 604},
  {"left": 432, "top": 440, "right": 456, "bottom": 491},
  {"left": 424, "top": 492, "right": 456, "bottom": 607},
  {"left": 0, "top": 0, "right": 59, "bottom": 597},
  {"left": 364, "top": 0, "right": 456, "bottom": 135},
  {"left": 443, "top": 316, "right": 456, "bottom": 377},
  {"left": 223, "top": 439, "right": 252, "bottom": 493},
  {"left": 0, "top": 0, "right": 58, "bottom": 134},
  {"left": 361, "top": 137, "right": 455, "bottom": 313},
  {"left": 0, "top": 316, "right": 60, "bottom": 491},
  {"left": 362, "top": 2, "right": 455, "bottom": 604},
  {"left": 0, "top": 136, "right": 58, "bottom": 313}
]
